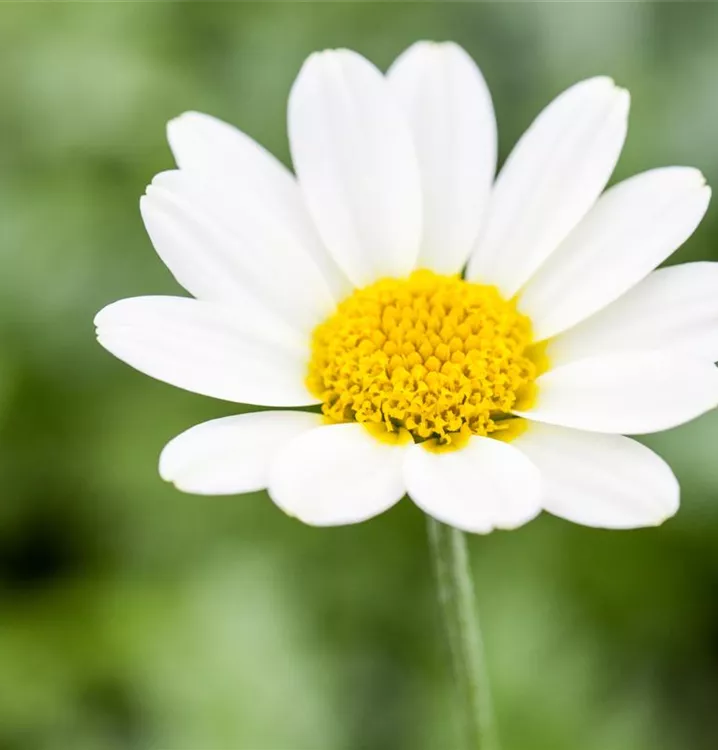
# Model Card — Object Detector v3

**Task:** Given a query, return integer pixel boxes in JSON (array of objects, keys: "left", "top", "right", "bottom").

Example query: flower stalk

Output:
[{"left": 426, "top": 517, "right": 500, "bottom": 750}]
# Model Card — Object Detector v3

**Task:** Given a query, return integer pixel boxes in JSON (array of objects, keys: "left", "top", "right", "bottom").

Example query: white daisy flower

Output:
[{"left": 95, "top": 42, "right": 716, "bottom": 534}]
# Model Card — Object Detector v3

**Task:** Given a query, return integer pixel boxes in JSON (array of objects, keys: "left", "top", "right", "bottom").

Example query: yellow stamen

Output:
[{"left": 307, "top": 270, "right": 542, "bottom": 448}]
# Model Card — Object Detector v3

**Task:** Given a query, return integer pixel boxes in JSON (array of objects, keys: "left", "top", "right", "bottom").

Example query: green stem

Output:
[{"left": 426, "top": 517, "right": 500, "bottom": 750}]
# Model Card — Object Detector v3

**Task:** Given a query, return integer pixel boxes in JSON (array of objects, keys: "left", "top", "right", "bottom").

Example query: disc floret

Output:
[{"left": 307, "top": 270, "right": 540, "bottom": 447}]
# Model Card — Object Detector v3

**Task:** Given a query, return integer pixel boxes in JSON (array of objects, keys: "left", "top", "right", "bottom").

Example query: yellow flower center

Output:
[{"left": 307, "top": 270, "right": 542, "bottom": 449}]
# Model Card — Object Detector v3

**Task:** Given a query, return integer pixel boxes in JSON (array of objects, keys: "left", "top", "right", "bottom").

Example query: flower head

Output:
[{"left": 95, "top": 42, "right": 716, "bottom": 533}]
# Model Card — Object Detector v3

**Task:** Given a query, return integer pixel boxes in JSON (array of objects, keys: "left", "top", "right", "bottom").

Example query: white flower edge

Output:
[{"left": 160, "top": 413, "right": 681, "bottom": 531}]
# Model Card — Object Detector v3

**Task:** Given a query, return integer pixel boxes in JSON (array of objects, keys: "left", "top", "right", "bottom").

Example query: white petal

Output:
[
  {"left": 548, "top": 262, "right": 718, "bottom": 366},
  {"left": 168, "top": 111, "right": 291, "bottom": 181},
  {"left": 387, "top": 41, "right": 496, "bottom": 274},
  {"left": 517, "top": 351, "right": 718, "bottom": 434},
  {"left": 403, "top": 437, "right": 542, "bottom": 534},
  {"left": 166, "top": 112, "right": 349, "bottom": 301},
  {"left": 512, "top": 422, "right": 679, "bottom": 528},
  {"left": 288, "top": 49, "right": 422, "bottom": 287},
  {"left": 95, "top": 296, "right": 316, "bottom": 407},
  {"left": 520, "top": 168, "right": 711, "bottom": 340},
  {"left": 141, "top": 180, "right": 336, "bottom": 333},
  {"left": 149, "top": 171, "right": 340, "bottom": 324},
  {"left": 466, "top": 77, "right": 629, "bottom": 297},
  {"left": 267, "top": 423, "right": 406, "bottom": 526},
  {"left": 159, "top": 410, "right": 322, "bottom": 495}
]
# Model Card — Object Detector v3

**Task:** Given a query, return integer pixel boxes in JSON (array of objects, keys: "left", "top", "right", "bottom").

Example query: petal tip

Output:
[
  {"left": 605, "top": 84, "right": 630, "bottom": 120},
  {"left": 585, "top": 74, "right": 616, "bottom": 90},
  {"left": 584, "top": 76, "right": 630, "bottom": 109},
  {"left": 306, "top": 47, "right": 355, "bottom": 64},
  {"left": 93, "top": 305, "right": 109, "bottom": 328},
  {"left": 422, "top": 39, "right": 460, "bottom": 53},
  {"left": 615, "top": 86, "right": 631, "bottom": 109},
  {"left": 675, "top": 166, "right": 708, "bottom": 187},
  {"left": 93, "top": 298, "right": 131, "bottom": 329},
  {"left": 653, "top": 502, "right": 680, "bottom": 528},
  {"left": 680, "top": 167, "right": 709, "bottom": 188},
  {"left": 157, "top": 458, "right": 182, "bottom": 486},
  {"left": 166, "top": 110, "right": 204, "bottom": 132}
]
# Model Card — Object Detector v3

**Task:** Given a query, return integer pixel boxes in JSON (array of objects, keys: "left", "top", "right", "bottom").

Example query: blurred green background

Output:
[{"left": 2, "top": 2, "right": 718, "bottom": 749}]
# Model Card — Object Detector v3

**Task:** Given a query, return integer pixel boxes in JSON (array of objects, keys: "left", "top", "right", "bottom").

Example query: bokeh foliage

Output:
[{"left": 2, "top": 3, "right": 718, "bottom": 749}]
